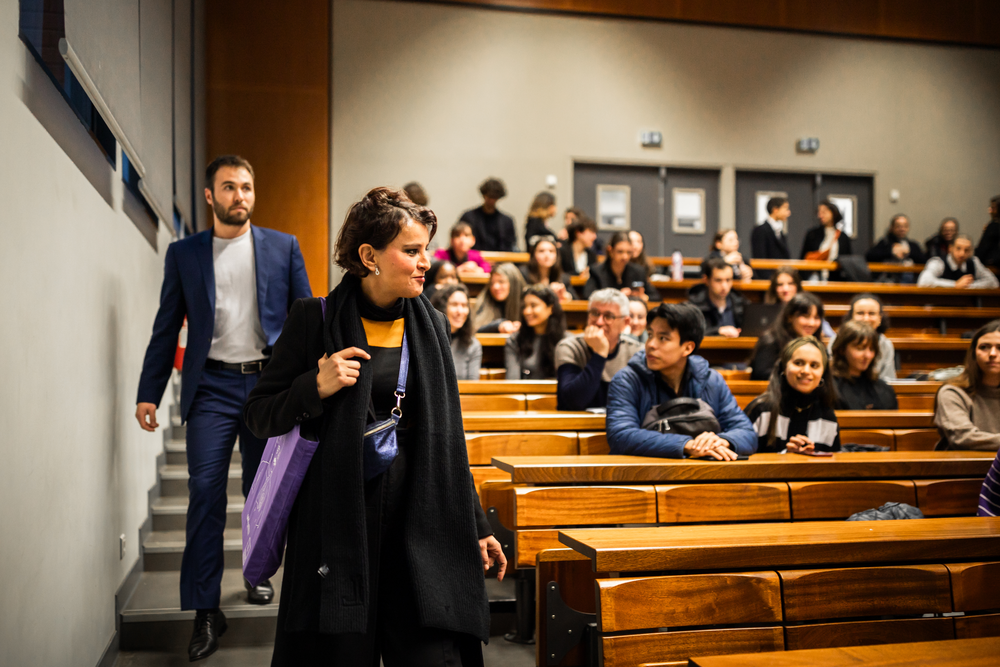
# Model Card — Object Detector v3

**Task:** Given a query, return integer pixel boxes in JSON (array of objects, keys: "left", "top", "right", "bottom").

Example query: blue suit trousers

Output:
[{"left": 180, "top": 368, "right": 267, "bottom": 610}]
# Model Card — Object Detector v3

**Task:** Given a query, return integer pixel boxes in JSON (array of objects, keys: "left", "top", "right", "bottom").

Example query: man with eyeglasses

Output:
[{"left": 554, "top": 288, "right": 643, "bottom": 410}]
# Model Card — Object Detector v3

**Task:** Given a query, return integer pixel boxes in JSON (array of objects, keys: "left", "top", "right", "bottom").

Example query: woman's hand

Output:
[
  {"left": 498, "top": 320, "right": 520, "bottom": 334},
  {"left": 786, "top": 435, "right": 815, "bottom": 454},
  {"left": 316, "top": 347, "right": 371, "bottom": 399},
  {"left": 550, "top": 281, "right": 570, "bottom": 302},
  {"left": 480, "top": 535, "right": 507, "bottom": 581},
  {"left": 723, "top": 251, "right": 743, "bottom": 265},
  {"left": 740, "top": 263, "right": 754, "bottom": 281}
]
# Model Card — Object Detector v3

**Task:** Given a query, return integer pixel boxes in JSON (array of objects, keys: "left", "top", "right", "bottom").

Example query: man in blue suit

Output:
[{"left": 135, "top": 155, "right": 312, "bottom": 661}]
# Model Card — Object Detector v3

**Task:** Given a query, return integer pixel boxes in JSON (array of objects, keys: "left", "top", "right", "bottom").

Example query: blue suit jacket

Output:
[{"left": 137, "top": 226, "right": 313, "bottom": 421}]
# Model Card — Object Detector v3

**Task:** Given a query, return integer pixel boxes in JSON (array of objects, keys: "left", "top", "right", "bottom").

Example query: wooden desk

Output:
[
  {"left": 687, "top": 636, "right": 1000, "bottom": 667},
  {"left": 491, "top": 452, "right": 993, "bottom": 484},
  {"left": 558, "top": 517, "right": 1000, "bottom": 572},
  {"left": 463, "top": 411, "right": 605, "bottom": 431},
  {"left": 459, "top": 380, "right": 557, "bottom": 394}
]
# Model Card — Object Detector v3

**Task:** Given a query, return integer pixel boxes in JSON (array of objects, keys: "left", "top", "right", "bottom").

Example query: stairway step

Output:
[
  {"left": 119, "top": 568, "right": 280, "bottom": 650},
  {"left": 151, "top": 495, "right": 244, "bottom": 531},
  {"left": 143, "top": 528, "right": 243, "bottom": 571},
  {"left": 164, "top": 439, "right": 242, "bottom": 466},
  {"left": 159, "top": 464, "right": 242, "bottom": 497}
]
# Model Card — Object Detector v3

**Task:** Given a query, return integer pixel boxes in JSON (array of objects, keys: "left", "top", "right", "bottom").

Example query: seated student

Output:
[
  {"left": 559, "top": 216, "right": 599, "bottom": 278},
  {"left": 460, "top": 177, "right": 518, "bottom": 252},
  {"left": 926, "top": 217, "right": 959, "bottom": 260},
  {"left": 866, "top": 214, "right": 928, "bottom": 267},
  {"left": 505, "top": 285, "right": 569, "bottom": 380},
  {"left": 687, "top": 257, "right": 748, "bottom": 338},
  {"left": 750, "top": 197, "right": 792, "bottom": 262},
  {"left": 980, "top": 449, "right": 1000, "bottom": 516},
  {"left": 522, "top": 235, "right": 574, "bottom": 302},
  {"left": 625, "top": 296, "right": 649, "bottom": 344},
  {"left": 801, "top": 200, "right": 851, "bottom": 281},
  {"left": 422, "top": 259, "right": 457, "bottom": 301},
  {"left": 707, "top": 229, "right": 753, "bottom": 281},
  {"left": 584, "top": 231, "right": 660, "bottom": 301},
  {"left": 744, "top": 336, "right": 841, "bottom": 453},
  {"left": 749, "top": 292, "right": 825, "bottom": 381},
  {"left": 606, "top": 303, "right": 756, "bottom": 459},
  {"left": 434, "top": 221, "right": 491, "bottom": 274},
  {"left": 765, "top": 266, "right": 835, "bottom": 338},
  {"left": 829, "top": 293, "right": 896, "bottom": 381},
  {"left": 628, "top": 230, "right": 657, "bottom": 279},
  {"left": 555, "top": 289, "right": 643, "bottom": 411},
  {"left": 471, "top": 262, "right": 525, "bottom": 333},
  {"left": 524, "top": 192, "right": 558, "bottom": 250},
  {"left": 830, "top": 320, "right": 898, "bottom": 410},
  {"left": 975, "top": 195, "right": 1000, "bottom": 267},
  {"left": 934, "top": 320, "right": 1000, "bottom": 451},
  {"left": 918, "top": 234, "right": 999, "bottom": 289},
  {"left": 430, "top": 283, "right": 482, "bottom": 381}
]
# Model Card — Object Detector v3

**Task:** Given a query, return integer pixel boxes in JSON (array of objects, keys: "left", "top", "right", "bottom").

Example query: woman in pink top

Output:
[{"left": 435, "top": 222, "right": 491, "bottom": 274}]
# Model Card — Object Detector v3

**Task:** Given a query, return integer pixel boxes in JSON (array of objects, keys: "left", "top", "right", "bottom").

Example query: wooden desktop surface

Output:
[
  {"left": 558, "top": 516, "right": 1000, "bottom": 572},
  {"left": 491, "top": 452, "right": 994, "bottom": 484}
]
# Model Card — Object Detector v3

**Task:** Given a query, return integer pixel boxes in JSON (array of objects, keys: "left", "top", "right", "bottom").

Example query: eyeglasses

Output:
[{"left": 588, "top": 309, "right": 623, "bottom": 322}]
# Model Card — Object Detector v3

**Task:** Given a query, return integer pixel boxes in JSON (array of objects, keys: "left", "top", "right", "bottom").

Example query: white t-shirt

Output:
[{"left": 208, "top": 230, "right": 267, "bottom": 363}]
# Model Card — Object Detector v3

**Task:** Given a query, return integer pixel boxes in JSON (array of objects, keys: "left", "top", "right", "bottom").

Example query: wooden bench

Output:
[
  {"left": 727, "top": 380, "right": 942, "bottom": 411},
  {"left": 545, "top": 518, "right": 1000, "bottom": 666}
]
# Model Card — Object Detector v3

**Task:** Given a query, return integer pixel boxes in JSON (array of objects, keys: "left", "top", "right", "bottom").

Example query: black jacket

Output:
[
  {"left": 834, "top": 374, "right": 899, "bottom": 410},
  {"left": 460, "top": 205, "right": 517, "bottom": 252},
  {"left": 800, "top": 225, "right": 852, "bottom": 259},
  {"left": 687, "top": 283, "right": 749, "bottom": 335},
  {"left": 243, "top": 278, "right": 491, "bottom": 641},
  {"left": 865, "top": 233, "right": 927, "bottom": 264},
  {"left": 583, "top": 260, "right": 660, "bottom": 300},
  {"left": 925, "top": 233, "right": 951, "bottom": 261},
  {"left": 559, "top": 242, "right": 598, "bottom": 276},
  {"left": 524, "top": 216, "right": 557, "bottom": 250},
  {"left": 749, "top": 333, "right": 782, "bottom": 381},
  {"left": 750, "top": 222, "right": 790, "bottom": 260},
  {"left": 976, "top": 220, "right": 1000, "bottom": 267}
]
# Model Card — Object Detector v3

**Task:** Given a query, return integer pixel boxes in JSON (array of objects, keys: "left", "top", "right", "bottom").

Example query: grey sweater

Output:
[
  {"left": 505, "top": 332, "right": 570, "bottom": 380},
  {"left": 450, "top": 336, "right": 482, "bottom": 381},
  {"left": 934, "top": 383, "right": 1000, "bottom": 451}
]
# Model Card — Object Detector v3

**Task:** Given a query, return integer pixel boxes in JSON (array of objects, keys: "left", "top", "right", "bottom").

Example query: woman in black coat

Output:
[
  {"left": 830, "top": 320, "right": 898, "bottom": 410},
  {"left": 800, "top": 200, "right": 851, "bottom": 280},
  {"left": 244, "top": 187, "right": 504, "bottom": 666}
]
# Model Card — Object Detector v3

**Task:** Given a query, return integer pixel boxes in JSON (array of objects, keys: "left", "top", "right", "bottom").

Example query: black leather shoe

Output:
[
  {"left": 245, "top": 577, "right": 274, "bottom": 605},
  {"left": 188, "top": 609, "right": 227, "bottom": 662}
]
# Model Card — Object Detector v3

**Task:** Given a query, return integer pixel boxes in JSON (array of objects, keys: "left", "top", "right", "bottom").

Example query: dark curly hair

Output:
[
  {"left": 334, "top": 186, "right": 437, "bottom": 277},
  {"left": 516, "top": 285, "right": 566, "bottom": 378}
]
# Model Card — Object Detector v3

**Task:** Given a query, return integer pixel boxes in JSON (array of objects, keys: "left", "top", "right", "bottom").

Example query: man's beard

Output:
[{"left": 214, "top": 199, "right": 253, "bottom": 226}]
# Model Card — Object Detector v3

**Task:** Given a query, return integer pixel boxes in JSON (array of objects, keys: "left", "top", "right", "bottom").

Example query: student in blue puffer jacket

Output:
[{"left": 607, "top": 302, "right": 757, "bottom": 460}]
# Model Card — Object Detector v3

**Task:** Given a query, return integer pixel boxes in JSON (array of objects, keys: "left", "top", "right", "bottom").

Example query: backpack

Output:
[{"left": 641, "top": 397, "right": 721, "bottom": 436}]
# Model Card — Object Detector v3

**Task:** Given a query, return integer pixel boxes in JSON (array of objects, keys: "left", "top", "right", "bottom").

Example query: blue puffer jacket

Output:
[{"left": 607, "top": 352, "right": 757, "bottom": 458}]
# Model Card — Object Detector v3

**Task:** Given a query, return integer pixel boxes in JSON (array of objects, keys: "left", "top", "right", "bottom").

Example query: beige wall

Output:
[
  {"left": 0, "top": 3, "right": 171, "bottom": 664},
  {"left": 331, "top": 0, "right": 1000, "bottom": 277}
]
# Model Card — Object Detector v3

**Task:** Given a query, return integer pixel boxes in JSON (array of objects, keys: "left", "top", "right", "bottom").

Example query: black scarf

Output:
[{"left": 303, "top": 274, "right": 488, "bottom": 638}]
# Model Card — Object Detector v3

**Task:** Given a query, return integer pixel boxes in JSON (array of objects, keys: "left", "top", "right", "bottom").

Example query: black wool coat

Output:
[
  {"left": 243, "top": 275, "right": 491, "bottom": 641},
  {"left": 750, "top": 222, "right": 791, "bottom": 260}
]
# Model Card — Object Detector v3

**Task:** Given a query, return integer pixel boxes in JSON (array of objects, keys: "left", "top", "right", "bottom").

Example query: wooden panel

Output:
[
  {"left": 896, "top": 395, "right": 935, "bottom": 410},
  {"left": 947, "top": 562, "right": 1000, "bottom": 612},
  {"left": 464, "top": 432, "right": 577, "bottom": 465},
  {"left": 780, "top": 565, "right": 952, "bottom": 621},
  {"left": 460, "top": 393, "right": 524, "bottom": 411},
  {"left": 492, "top": 451, "right": 994, "bottom": 484},
  {"left": 206, "top": 0, "right": 328, "bottom": 294},
  {"left": 526, "top": 393, "right": 557, "bottom": 410},
  {"left": 470, "top": 466, "right": 509, "bottom": 500},
  {"left": 788, "top": 480, "right": 916, "bottom": 520},
  {"left": 601, "top": 627, "right": 784, "bottom": 667},
  {"left": 656, "top": 483, "right": 790, "bottom": 523},
  {"left": 784, "top": 617, "right": 954, "bottom": 651},
  {"left": 577, "top": 432, "right": 609, "bottom": 455},
  {"left": 955, "top": 613, "right": 1000, "bottom": 639},
  {"left": 836, "top": 412, "right": 933, "bottom": 429},
  {"left": 514, "top": 485, "right": 657, "bottom": 527},
  {"left": 458, "top": 379, "right": 556, "bottom": 394},
  {"left": 895, "top": 428, "right": 942, "bottom": 451},
  {"left": 558, "top": 517, "right": 1000, "bottom": 573},
  {"left": 516, "top": 529, "right": 561, "bottom": 569},
  {"left": 479, "top": 367, "right": 505, "bottom": 380},
  {"left": 916, "top": 479, "right": 982, "bottom": 516},
  {"left": 690, "top": 635, "right": 1000, "bottom": 666},
  {"left": 839, "top": 429, "right": 895, "bottom": 449},
  {"left": 463, "top": 411, "right": 604, "bottom": 431},
  {"left": 597, "top": 572, "right": 782, "bottom": 631},
  {"left": 536, "top": 548, "right": 594, "bottom": 667},
  {"left": 479, "top": 480, "right": 514, "bottom": 530}
]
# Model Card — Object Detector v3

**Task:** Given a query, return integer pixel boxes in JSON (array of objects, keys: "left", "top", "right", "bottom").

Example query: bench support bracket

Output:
[{"left": 546, "top": 581, "right": 597, "bottom": 666}]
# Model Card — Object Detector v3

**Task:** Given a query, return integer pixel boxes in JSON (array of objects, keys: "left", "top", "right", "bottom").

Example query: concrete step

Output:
[
  {"left": 170, "top": 414, "right": 186, "bottom": 439},
  {"left": 164, "top": 439, "right": 242, "bottom": 467},
  {"left": 159, "top": 464, "right": 242, "bottom": 497},
  {"left": 119, "top": 567, "right": 280, "bottom": 651},
  {"left": 150, "top": 495, "right": 244, "bottom": 532},
  {"left": 142, "top": 528, "right": 243, "bottom": 571}
]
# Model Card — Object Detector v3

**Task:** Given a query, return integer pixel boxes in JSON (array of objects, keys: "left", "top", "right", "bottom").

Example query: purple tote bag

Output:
[{"left": 242, "top": 297, "right": 325, "bottom": 586}]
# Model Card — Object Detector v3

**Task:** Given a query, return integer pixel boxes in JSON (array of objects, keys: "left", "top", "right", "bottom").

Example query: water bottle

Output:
[{"left": 671, "top": 250, "right": 684, "bottom": 282}]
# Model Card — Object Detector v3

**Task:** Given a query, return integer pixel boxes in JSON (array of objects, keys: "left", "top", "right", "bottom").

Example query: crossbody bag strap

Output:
[{"left": 392, "top": 330, "right": 409, "bottom": 418}]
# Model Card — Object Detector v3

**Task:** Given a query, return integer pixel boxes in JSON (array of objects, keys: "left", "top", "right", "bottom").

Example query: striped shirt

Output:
[{"left": 978, "top": 451, "right": 1000, "bottom": 517}]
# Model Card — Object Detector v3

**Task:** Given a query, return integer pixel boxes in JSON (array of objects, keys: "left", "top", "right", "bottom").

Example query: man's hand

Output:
[
  {"left": 786, "top": 434, "right": 815, "bottom": 454},
  {"left": 136, "top": 403, "right": 159, "bottom": 432},
  {"left": 717, "top": 326, "right": 741, "bottom": 338},
  {"left": 892, "top": 243, "right": 907, "bottom": 259},
  {"left": 683, "top": 433, "right": 738, "bottom": 460},
  {"left": 583, "top": 325, "right": 610, "bottom": 357},
  {"left": 480, "top": 535, "right": 507, "bottom": 581},
  {"left": 956, "top": 274, "right": 974, "bottom": 288},
  {"left": 498, "top": 320, "right": 521, "bottom": 334},
  {"left": 317, "top": 347, "right": 372, "bottom": 399}
]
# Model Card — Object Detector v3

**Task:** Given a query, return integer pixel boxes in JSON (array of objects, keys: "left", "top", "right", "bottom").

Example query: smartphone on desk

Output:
[{"left": 791, "top": 449, "right": 833, "bottom": 457}]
